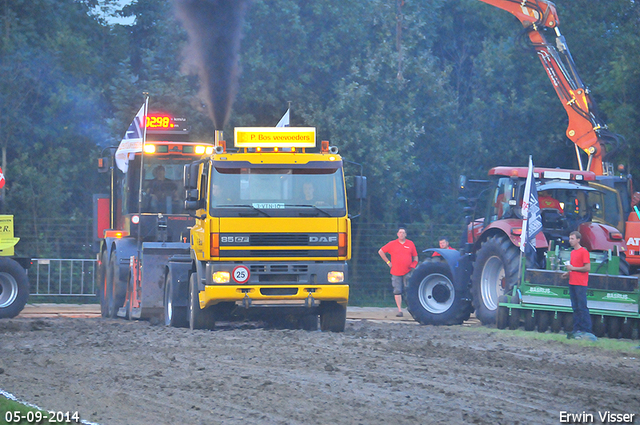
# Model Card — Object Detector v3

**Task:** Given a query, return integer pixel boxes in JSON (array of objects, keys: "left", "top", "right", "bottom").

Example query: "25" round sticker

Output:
[{"left": 232, "top": 265, "right": 250, "bottom": 284}]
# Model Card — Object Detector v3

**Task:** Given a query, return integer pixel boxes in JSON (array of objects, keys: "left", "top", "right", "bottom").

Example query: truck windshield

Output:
[
  {"left": 123, "top": 155, "right": 193, "bottom": 215},
  {"left": 210, "top": 164, "right": 347, "bottom": 217}
]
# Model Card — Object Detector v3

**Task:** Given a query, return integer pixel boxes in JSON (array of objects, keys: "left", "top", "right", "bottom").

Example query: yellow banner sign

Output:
[{"left": 234, "top": 127, "right": 316, "bottom": 148}]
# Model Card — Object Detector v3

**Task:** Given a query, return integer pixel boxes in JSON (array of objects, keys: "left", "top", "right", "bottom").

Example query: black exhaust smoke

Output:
[{"left": 174, "top": 0, "right": 249, "bottom": 130}]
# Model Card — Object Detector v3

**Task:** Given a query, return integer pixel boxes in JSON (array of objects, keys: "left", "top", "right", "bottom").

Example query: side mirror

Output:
[
  {"left": 354, "top": 176, "right": 367, "bottom": 200},
  {"left": 183, "top": 163, "right": 199, "bottom": 190},
  {"left": 97, "top": 156, "right": 110, "bottom": 173},
  {"left": 184, "top": 200, "right": 200, "bottom": 211}
]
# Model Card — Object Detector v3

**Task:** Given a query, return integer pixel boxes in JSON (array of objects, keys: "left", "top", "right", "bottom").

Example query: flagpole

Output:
[{"left": 137, "top": 93, "right": 150, "bottom": 213}]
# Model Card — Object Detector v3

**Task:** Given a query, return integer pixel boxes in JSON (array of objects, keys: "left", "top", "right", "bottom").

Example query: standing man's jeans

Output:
[{"left": 569, "top": 284, "right": 592, "bottom": 333}]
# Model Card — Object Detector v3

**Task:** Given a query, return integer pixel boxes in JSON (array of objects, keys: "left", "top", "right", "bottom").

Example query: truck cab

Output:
[{"left": 172, "top": 128, "right": 354, "bottom": 331}]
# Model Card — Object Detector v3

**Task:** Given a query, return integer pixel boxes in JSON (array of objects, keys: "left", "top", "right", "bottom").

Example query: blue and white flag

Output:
[
  {"left": 115, "top": 103, "right": 146, "bottom": 173},
  {"left": 276, "top": 108, "right": 290, "bottom": 127},
  {"left": 520, "top": 156, "right": 542, "bottom": 259}
]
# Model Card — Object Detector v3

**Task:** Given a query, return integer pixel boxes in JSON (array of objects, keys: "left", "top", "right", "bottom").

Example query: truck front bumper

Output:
[
  {"left": 199, "top": 261, "right": 349, "bottom": 309},
  {"left": 199, "top": 284, "right": 349, "bottom": 309}
]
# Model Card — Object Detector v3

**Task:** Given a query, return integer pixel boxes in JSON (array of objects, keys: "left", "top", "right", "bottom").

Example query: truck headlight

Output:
[
  {"left": 212, "top": 271, "right": 230, "bottom": 284},
  {"left": 327, "top": 271, "right": 344, "bottom": 283}
]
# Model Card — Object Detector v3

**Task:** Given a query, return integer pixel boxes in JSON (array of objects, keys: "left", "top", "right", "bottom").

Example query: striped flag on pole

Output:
[
  {"left": 115, "top": 103, "right": 146, "bottom": 173},
  {"left": 520, "top": 156, "right": 542, "bottom": 263}
]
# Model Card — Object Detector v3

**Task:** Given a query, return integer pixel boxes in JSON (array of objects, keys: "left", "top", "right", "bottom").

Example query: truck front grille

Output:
[
  {"left": 250, "top": 234, "right": 309, "bottom": 246},
  {"left": 221, "top": 250, "right": 337, "bottom": 258},
  {"left": 250, "top": 265, "right": 309, "bottom": 273}
]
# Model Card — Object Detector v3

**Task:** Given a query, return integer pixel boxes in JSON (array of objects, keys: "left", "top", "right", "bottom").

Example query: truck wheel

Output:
[
  {"left": 188, "top": 273, "right": 215, "bottom": 330},
  {"left": 320, "top": 301, "right": 346, "bottom": 332},
  {"left": 0, "top": 257, "right": 29, "bottom": 319},
  {"left": 98, "top": 251, "right": 109, "bottom": 318},
  {"left": 471, "top": 235, "right": 520, "bottom": 325},
  {"left": 406, "top": 261, "right": 471, "bottom": 325},
  {"left": 108, "top": 254, "right": 126, "bottom": 318},
  {"left": 164, "top": 271, "right": 187, "bottom": 328},
  {"left": 299, "top": 313, "right": 319, "bottom": 331}
]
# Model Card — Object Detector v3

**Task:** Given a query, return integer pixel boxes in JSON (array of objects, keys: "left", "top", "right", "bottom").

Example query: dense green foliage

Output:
[{"left": 1, "top": 0, "right": 639, "bottom": 257}]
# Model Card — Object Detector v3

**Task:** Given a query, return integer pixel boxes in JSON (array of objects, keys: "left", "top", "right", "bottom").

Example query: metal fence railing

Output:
[
  {"left": 29, "top": 259, "right": 98, "bottom": 298},
  {"left": 18, "top": 221, "right": 465, "bottom": 305}
]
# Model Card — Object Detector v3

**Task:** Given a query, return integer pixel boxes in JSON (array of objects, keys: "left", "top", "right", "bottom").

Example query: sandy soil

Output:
[{"left": 1, "top": 313, "right": 639, "bottom": 425}]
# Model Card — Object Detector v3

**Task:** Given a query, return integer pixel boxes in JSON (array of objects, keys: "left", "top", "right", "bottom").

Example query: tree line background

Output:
[{"left": 2, "top": 0, "right": 639, "bottom": 268}]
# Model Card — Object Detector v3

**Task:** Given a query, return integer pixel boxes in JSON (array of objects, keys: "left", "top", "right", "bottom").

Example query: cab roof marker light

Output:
[
  {"left": 195, "top": 145, "right": 206, "bottom": 154},
  {"left": 206, "top": 146, "right": 214, "bottom": 155},
  {"left": 144, "top": 144, "right": 156, "bottom": 153},
  {"left": 544, "top": 171, "right": 571, "bottom": 180}
]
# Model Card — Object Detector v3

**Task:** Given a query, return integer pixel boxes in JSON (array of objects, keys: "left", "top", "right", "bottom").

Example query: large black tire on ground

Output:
[
  {"left": 188, "top": 273, "right": 215, "bottom": 330},
  {"left": 107, "top": 254, "right": 126, "bottom": 318},
  {"left": 0, "top": 257, "right": 29, "bottom": 319},
  {"left": 471, "top": 235, "right": 520, "bottom": 325},
  {"left": 98, "top": 251, "right": 109, "bottom": 318},
  {"left": 406, "top": 261, "right": 471, "bottom": 326},
  {"left": 320, "top": 301, "right": 346, "bottom": 332},
  {"left": 164, "top": 270, "right": 188, "bottom": 328}
]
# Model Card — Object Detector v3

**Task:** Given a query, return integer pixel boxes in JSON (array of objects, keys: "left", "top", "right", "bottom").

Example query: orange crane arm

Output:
[{"left": 478, "top": 0, "right": 620, "bottom": 175}]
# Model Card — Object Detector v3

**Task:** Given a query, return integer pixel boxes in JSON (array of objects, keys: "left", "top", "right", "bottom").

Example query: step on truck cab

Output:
[{"left": 164, "top": 127, "right": 365, "bottom": 332}]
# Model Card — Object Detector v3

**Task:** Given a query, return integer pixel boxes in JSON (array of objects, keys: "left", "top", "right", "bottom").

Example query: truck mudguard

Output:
[
  {"left": 422, "top": 248, "right": 473, "bottom": 300},
  {"left": 166, "top": 254, "right": 193, "bottom": 308}
]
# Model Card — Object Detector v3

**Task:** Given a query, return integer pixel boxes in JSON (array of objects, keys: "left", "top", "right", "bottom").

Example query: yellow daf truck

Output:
[{"left": 164, "top": 127, "right": 365, "bottom": 331}]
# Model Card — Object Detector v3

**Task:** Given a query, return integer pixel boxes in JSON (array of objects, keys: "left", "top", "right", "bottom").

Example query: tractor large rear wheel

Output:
[
  {"left": 0, "top": 257, "right": 29, "bottom": 319},
  {"left": 471, "top": 235, "right": 520, "bottom": 325},
  {"left": 406, "top": 261, "right": 471, "bottom": 325}
]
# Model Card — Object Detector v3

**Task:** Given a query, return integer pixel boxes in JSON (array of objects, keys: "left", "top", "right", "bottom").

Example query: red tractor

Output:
[{"left": 406, "top": 166, "right": 628, "bottom": 326}]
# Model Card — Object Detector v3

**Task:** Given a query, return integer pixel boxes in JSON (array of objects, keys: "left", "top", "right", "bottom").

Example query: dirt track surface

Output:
[{"left": 1, "top": 313, "right": 639, "bottom": 425}]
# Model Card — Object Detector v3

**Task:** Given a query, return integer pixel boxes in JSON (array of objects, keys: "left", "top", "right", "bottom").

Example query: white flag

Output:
[
  {"left": 520, "top": 156, "right": 542, "bottom": 254},
  {"left": 115, "top": 103, "right": 146, "bottom": 173},
  {"left": 276, "top": 109, "right": 290, "bottom": 127}
]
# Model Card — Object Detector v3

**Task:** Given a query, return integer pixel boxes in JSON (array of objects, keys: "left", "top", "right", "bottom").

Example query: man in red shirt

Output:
[
  {"left": 562, "top": 231, "right": 597, "bottom": 341},
  {"left": 378, "top": 227, "right": 418, "bottom": 317}
]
